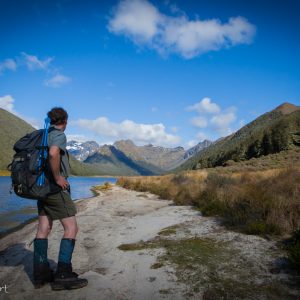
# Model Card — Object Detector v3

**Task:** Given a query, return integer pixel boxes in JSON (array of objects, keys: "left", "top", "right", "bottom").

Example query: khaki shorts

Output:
[{"left": 37, "top": 190, "right": 77, "bottom": 220}]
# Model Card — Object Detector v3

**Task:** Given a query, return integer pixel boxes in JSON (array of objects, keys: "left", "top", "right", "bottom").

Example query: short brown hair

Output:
[{"left": 47, "top": 107, "right": 68, "bottom": 125}]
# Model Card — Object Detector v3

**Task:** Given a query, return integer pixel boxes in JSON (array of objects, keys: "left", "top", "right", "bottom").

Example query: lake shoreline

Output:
[
  {"left": 0, "top": 186, "right": 103, "bottom": 240},
  {"left": 0, "top": 186, "right": 299, "bottom": 299},
  {"left": 0, "top": 177, "right": 117, "bottom": 238}
]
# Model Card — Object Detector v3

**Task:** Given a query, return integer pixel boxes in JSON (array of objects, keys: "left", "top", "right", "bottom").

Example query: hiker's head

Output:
[{"left": 47, "top": 107, "right": 68, "bottom": 129}]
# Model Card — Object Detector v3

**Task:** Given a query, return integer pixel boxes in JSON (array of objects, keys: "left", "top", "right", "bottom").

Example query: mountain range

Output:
[
  {"left": 0, "top": 108, "right": 211, "bottom": 175},
  {"left": 67, "top": 138, "right": 212, "bottom": 175},
  {"left": 1, "top": 102, "right": 299, "bottom": 175}
]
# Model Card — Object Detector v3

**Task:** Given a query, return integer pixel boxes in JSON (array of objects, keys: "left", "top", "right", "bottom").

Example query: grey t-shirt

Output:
[{"left": 48, "top": 125, "right": 70, "bottom": 178}]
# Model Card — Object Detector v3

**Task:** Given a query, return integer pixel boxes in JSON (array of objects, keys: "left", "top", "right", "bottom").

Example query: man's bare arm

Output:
[{"left": 49, "top": 146, "right": 69, "bottom": 190}]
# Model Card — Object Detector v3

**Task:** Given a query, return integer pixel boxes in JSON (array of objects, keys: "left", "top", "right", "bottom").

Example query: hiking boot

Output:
[
  {"left": 51, "top": 262, "right": 88, "bottom": 290},
  {"left": 33, "top": 263, "right": 54, "bottom": 288}
]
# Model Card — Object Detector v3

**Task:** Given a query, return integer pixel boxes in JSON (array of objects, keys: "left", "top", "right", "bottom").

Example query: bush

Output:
[
  {"left": 174, "top": 188, "right": 193, "bottom": 205},
  {"left": 244, "top": 221, "right": 281, "bottom": 235}
]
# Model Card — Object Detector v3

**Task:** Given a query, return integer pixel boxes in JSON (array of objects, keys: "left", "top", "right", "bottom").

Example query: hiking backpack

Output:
[{"left": 8, "top": 118, "right": 61, "bottom": 200}]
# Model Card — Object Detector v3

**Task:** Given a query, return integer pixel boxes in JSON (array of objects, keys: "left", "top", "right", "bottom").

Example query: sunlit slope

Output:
[{"left": 175, "top": 103, "right": 300, "bottom": 171}]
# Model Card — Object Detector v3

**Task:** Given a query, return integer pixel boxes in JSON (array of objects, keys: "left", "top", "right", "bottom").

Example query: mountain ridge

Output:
[
  {"left": 2, "top": 102, "right": 297, "bottom": 175},
  {"left": 175, "top": 102, "right": 300, "bottom": 171},
  {"left": 67, "top": 138, "right": 211, "bottom": 173}
]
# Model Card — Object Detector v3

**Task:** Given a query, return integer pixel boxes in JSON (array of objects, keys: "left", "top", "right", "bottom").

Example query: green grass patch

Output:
[
  {"left": 158, "top": 225, "right": 178, "bottom": 236},
  {"left": 159, "top": 289, "right": 171, "bottom": 295},
  {"left": 118, "top": 239, "right": 160, "bottom": 251},
  {"left": 151, "top": 262, "right": 164, "bottom": 269},
  {"left": 118, "top": 235, "right": 295, "bottom": 299},
  {"left": 244, "top": 221, "right": 281, "bottom": 235}
]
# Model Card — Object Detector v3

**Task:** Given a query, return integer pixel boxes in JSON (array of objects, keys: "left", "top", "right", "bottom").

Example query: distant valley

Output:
[
  {"left": 0, "top": 108, "right": 211, "bottom": 176},
  {"left": 1, "top": 102, "right": 299, "bottom": 176},
  {"left": 67, "top": 139, "right": 212, "bottom": 175}
]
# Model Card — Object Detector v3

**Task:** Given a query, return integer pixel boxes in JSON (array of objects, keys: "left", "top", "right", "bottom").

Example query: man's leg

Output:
[
  {"left": 52, "top": 216, "right": 88, "bottom": 290},
  {"left": 58, "top": 216, "right": 78, "bottom": 264},
  {"left": 36, "top": 215, "right": 53, "bottom": 238},
  {"left": 33, "top": 215, "right": 54, "bottom": 288},
  {"left": 61, "top": 216, "right": 78, "bottom": 239}
]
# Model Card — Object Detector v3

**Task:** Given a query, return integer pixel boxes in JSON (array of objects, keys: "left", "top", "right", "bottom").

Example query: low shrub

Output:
[{"left": 244, "top": 221, "right": 281, "bottom": 235}]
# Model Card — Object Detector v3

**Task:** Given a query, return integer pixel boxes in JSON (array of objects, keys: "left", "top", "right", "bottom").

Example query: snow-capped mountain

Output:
[
  {"left": 67, "top": 140, "right": 99, "bottom": 161},
  {"left": 183, "top": 140, "right": 213, "bottom": 160},
  {"left": 67, "top": 139, "right": 212, "bottom": 172}
]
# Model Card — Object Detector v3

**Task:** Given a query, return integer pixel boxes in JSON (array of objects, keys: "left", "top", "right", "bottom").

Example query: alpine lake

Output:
[{"left": 0, "top": 176, "right": 117, "bottom": 236}]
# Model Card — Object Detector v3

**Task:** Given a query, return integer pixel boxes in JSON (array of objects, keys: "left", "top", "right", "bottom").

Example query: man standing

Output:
[{"left": 33, "top": 107, "right": 88, "bottom": 290}]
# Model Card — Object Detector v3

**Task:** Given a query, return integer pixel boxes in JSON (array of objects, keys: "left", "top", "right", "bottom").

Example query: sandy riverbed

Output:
[{"left": 0, "top": 185, "right": 299, "bottom": 300}]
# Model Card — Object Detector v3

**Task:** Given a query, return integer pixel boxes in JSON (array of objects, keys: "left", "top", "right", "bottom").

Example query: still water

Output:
[{"left": 0, "top": 176, "right": 117, "bottom": 234}]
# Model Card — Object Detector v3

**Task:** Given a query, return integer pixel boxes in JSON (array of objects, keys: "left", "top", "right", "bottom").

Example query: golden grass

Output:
[
  {"left": 93, "top": 182, "right": 113, "bottom": 191},
  {"left": 117, "top": 167, "right": 300, "bottom": 237},
  {"left": 0, "top": 170, "right": 10, "bottom": 176}
]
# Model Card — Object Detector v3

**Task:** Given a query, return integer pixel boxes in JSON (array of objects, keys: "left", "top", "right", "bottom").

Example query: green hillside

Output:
[
  {"left": 0, "top": 109, "right": 163, "bottom": 176},
  {"left": 176, "top": 103, "right": 300, "bottom": 171},
  {"left": 0, "top": 109, "right": 106, "bottom": 175},
  {"left": 0, "top": 109, "right": 35, "bottom": 170},
  {"left": 68, "top": 155, "right": 111, "bottom": 176}
]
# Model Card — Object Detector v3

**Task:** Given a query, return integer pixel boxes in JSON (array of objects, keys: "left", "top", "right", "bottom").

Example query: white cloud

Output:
[
  {"left": 1, "top": 53, "right": 53, "bottom": 73},
  {"left": 210, "top": 108, "right": 237, "bottom": 135},
  {"left": 67, "top": 134, "right": 94, "bottom": 143},
  {"left": 0, "top": 59, "right": 17, "bottom": 74},
  {"left": 0, "top": 95, "right": 16, "bottom": 113},
  {"left": 108, "top": 0, "right": 256, "bottom": 58},
  {"left": 196, "top": 132, "right": 207, "bottom": 141},
  {"left": 21, "top": 52, "right": 53, "bottom": 70},
  {"left": 187, "top": 97, "right": 238, "bottom": 139},
  {"left": 186, "top": 97, "right": 220, "bottom": 114},
  {"left": 186, "top": 132, "right": 207, "bottom": 149},
  {"left": 109, "top": 0, "right": 162, "bottom": 42},
  {"left": 74, "top": 116, "right": 181, "bottom": 147},
  {"left": 0, "top": 53, "right": 71, "bottom": 88},
  {"left": 186, "top": 140, "right": 198, "bottom": 148},
  {"left": 190, "top": 116, "right": 208, "bottom": 128},
  {"left": 0, "top": 95, "right": 40, "bottom": 128},
  {"left": 44, "top": 73, "right": 71, "bottom": 88}
]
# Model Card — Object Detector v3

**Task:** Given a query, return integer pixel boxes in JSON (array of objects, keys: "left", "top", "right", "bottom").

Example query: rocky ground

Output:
[{"left": 0, "top": 185, "right": 299, "bottom": 300}]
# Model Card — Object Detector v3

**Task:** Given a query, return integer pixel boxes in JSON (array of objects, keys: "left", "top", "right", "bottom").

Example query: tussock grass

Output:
[
  {"left": 93, "top": 182, "right": 113, "bottom": 191},
  {"left": 117, "top": 168, "right": 300, "bottom": 237},
  {"left": 117, "top": 167, "right": 300, "bottom": 269}
]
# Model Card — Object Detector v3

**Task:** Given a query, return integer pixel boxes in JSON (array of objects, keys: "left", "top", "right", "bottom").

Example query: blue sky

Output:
[{"left": 0, "top": 0, "right": 299, "bottom": 149}]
